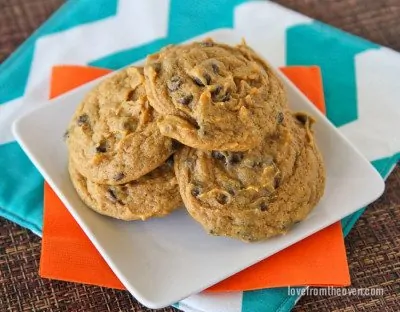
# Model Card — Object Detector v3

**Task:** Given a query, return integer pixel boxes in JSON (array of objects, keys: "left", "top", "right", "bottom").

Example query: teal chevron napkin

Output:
[{"left": 0, "top": 1, "right": 399, "bottom": 311}]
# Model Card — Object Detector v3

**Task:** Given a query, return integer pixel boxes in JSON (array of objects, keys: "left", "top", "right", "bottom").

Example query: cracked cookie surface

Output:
[
  {"left": 174, "top": 112, "right": 325, "bottom": 241},
  {"left": 69, "top": 158, "right": 182, "bottom": 220},
  {"left": 66, "top": 67, "right": 177, "bottom": 185},
  {"left": 144, "top": 39, "right": 286, "bottom": 151}
]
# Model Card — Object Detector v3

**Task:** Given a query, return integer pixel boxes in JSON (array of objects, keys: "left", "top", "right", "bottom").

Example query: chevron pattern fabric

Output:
[{"left": 0, "top": 1, "right": 399, "bottom": 311}]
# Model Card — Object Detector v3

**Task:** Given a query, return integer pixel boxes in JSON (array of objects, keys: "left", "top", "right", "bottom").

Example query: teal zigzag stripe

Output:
[
  {"left": 286, "top": 21, "right": 379, "bottom": 127},
  {"left": 0, "top": 142, "right": 44, "bottom": 234},
  {"left": 242, "top": 287, "right": 300, "bottom": 312},
  {"left": 0, "top": 0, "right": 118, "bottom": 105},
  {"left": 91, "top": 0, "right": 247, "bottom": 69}
]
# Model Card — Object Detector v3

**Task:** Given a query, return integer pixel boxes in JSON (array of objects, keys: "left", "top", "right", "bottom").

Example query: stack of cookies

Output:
[{"left": 66, "top": 39, "right": 325, "bottom": 242}]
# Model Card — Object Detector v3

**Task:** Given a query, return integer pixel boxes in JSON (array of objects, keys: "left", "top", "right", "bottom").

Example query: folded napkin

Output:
[
  {"left": 40, "top": 65, "right": 350, "bottom": 293},
  {"left": 1, "top": 1, "right": 399, "bottom": 311}
]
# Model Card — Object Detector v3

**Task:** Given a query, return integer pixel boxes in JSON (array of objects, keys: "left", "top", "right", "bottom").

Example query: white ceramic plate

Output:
[{"left": 13, "top": 29, "right": 384, "bottom": 309}]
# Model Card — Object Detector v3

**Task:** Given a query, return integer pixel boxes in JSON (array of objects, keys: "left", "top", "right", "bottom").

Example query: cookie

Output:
[
  {"left": 144, "top": 39, "right": 286, "bottom": 151},
  {"left": 174, "top": 112, "right": 325, "bottom": 242},
  {"left": 69, "top": 158, "right": 182, "bottom": 221},
  {"left": 66, "top": 67, "right": 177, "bottom": 185}
]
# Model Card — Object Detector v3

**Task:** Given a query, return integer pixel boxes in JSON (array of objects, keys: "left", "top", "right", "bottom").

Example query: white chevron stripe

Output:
[
  {"left": 234, "top": 1, "right": 311, "bottom": 67},
  {"left": 340, "top": 48, "right": 400, "bottom": 161},
  {"left": 0, "top": 0, "right": 169, "bottom": 145}
]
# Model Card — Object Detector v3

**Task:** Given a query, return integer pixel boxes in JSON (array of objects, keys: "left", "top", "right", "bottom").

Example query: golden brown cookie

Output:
[
  {"left": 174, "top": 112, "right": 325, "bottom": 241},
  {"left": 66, "top": 67, "right": 177, "bottom": 185},
  {"left": 69, "top": 158, "right": 182, "bottom": 221},
  {"left": 144, "top": 39, "right": 286, "bottom": 151}
]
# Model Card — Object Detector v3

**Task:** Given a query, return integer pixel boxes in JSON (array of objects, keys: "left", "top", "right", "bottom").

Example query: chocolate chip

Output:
[
  {"left": 191, "top": 187, "right": 200, "bottom": 197},
  {"left": 167, "top": 76, "right": 182, "bottom": 91},
  {"left": 212, "top": 151, "right": 242, "bottom": 165},
  {"left": 295, "top": 113, "right": 308, "bottom": 125},
  {"left": 214, "top": 86, "right": 222, "bottom": 94},
  {"left": 211, "top": 151, "right": 225, "bottom": 161},
  {"left": 211, "top": 85, "right": 222, "bottom": 101},
  {"left": 106, "top": 189, "right": 118, "bottom": 203},
  {"left": 212, "top": 63, "right": 219, "bottom": 74},
  {"left": 127, "top": 90, "right": 134, "bottom": 101},
  {"left": 193, "top": 120, "right": 201, "bottom": 130},
  {"left": 77, "top": 114, "right": 88, "bottom": 126},
  {"left": 277, "top": 112, "right": 284, "bottom": 124},
  {"left": 96, "top": 142, "right": 107, "bottom": 153},
  {"left": 152, "top": 62, "right": 161, "bottom": 73},
  {"left": 114, "top": 172, "right": 125, "bottom": 182},
  {"left": 171, "top": 139, "right": 182, "bottom": 150},
  {"left": 204, "top": 73, "right": 211, "bottom": 85},
  {"left": 211, "top": 86, "right": 230, "bottom": 102},
  {"left": 228, "top": 152, "right": 243, "bottom": 165},
  {"left": 274, "top": 175, "right": 281, "bottom": 188},
  {"left": 260, "top": 202, "right": 268, "bottom": 211},
  {"left": 177, "top": 94, "right": 193, "bottom": 105},
  {"left": 192, "top": 76, "right": 204, "bottom": 86},
  {"left": 221, "top": 93, "right": 231, "bottom": 102},
  {"left": 106, "top": 188, "right": 124, "bottom": 205},
  {"left": 192, "top": 73, "right": 211, "bottom": 87},
  {"left": 96, "top": 146, "right": 107, "bottom": 153},
  {"left": 216, "top": 193, "right": 228, "bottom": 205},
  {"left": 227, "top": 188, "right": 236, "bottom": 195}
]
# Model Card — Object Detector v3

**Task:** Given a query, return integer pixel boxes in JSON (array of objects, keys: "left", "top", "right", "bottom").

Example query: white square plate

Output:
[{"left": 13, "top": 29, "right": 384, "bottom": 309}]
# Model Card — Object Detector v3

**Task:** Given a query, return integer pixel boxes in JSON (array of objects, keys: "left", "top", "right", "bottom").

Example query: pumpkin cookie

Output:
[
  {"left": 174, "top": 112, "right": 325, "bottom": 241},
  {"left": 144, "top": 39, "right": 286, "bottom": 151},
  {"left": 69, "top": 158, "right": 182, "bottom": 221},
  {"left": 66, "top": 67, "right": 177, "bottom": 185}
]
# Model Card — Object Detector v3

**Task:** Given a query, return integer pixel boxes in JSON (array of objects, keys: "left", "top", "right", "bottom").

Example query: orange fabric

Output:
[
  {"left": 208, "top": 223, "right": 347, "bottom": 292},
  {"left": 40, "top": 183, "right": 125, "bottom": 289},
  {"left": 280, "top": 66, "right": 326, "bottom": 115},
  {"left": 40, "top": 65, "right": 350, "bottom": 292},
  {"left": 49, "top": 65, "right": 111, "bottom": 99}
]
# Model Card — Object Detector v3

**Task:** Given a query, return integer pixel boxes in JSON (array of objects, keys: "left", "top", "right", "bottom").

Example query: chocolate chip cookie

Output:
[
  {"left": 144, "top": 39, "right": 286, "bottom": 151},
  {"left": 174, "top": 111, "right": 325, "bottom": 242},
  {"left": 66, "top": 67, "right": 177, "bottom": 185},
  {"left": 69, "top": 158, "right": 182, "bottom": 220}
]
